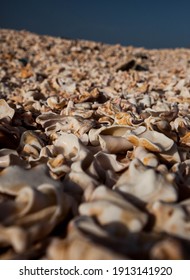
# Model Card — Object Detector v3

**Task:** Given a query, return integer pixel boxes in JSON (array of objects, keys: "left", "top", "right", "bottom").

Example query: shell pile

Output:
[{"left": 1, "top": 29, "right": 190, "bottom": 259}]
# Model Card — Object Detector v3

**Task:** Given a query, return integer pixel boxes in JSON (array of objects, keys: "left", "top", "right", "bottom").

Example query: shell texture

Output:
[{"left": 0, "top": 29, "right": 190, "bottom": 259}]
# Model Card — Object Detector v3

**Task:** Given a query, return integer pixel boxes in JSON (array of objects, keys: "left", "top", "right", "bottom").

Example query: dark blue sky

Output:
[{"left": 1, "top": 0, "right": 190, "bottom": 49}]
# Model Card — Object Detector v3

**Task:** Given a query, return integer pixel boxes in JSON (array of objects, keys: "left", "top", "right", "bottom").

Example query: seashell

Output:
[
  {"left": 0, "top": 225, "right": 28, "bottom": 253},
  {"left": 180, "top": 132, "right": 190, "bottom": 146},
  {"left": 53, "top": 132, "right": 92, "bottom": 161},
  {"left": 147, "top": 201, "right": 190, "bottom": 240},
  {"left": 20, "top": 64, "right": 33, "bottom": 79},
  {"left": 95, "top": 151, "right": 129, "bottom": 172},
  {"left": 99, "top": 134, "right": 133, "bottom": 154},
  {"left": 0, "top": 148, "right": 27, "bottom": 168},
  {"left": 19, "top": 130, "right": 44, "bottom": 151},
  {"left": 61, "top": 101, "right": 93, "bottom": 118},
  {"left": 98, "top": 116, "right": 114, "bottom": 125},
  {"left": 51, "top": 75, "right": 76, "bottom": 94},
  {"left": 54, "top": 133, "right": 99, "bottom": 192},
  {"left": 0, "top": 179, "right": 72, "bottom": 252},
  {"left": 98, "top": 125, "right": 133, "bottom": 153},
  {"left": 47, "top": 154, "right": 70, "bottom": 179},
  {"left": 150, "top": 238, "right": 185, "bottom": 260},
  {"left": 114, "top": 158, "right": 177, "bottom": 203},
  {"left": 139, "top": 94, "right": 151, "bottom": 108},
  {"left": 96, "top": 100, "right": 119, "bottom": 119},
  {"left": 0, "top": 99, "right": 15, "bottom": 119},
  {"left": 47, "top": 96, "right": 67, "bottom": 110},
  {"left": 88, "top": 127, "right": 109, "bottom": 146},
  {"left": 36, "top": 112, "right": 94, "bottom": 137},
  {"left": 126, "top": 127, "right": 174, "bottom": 152},
  {"left": 47, "top": 224, "right": 125, "bottom": 260},
  {"left": 114, "top": 112, "right": 143, "bottom": 126},
  {"left": 172, "top": 117, "right": 190, "bottom": 136},
  {"left": 79, "top": 186, "right": 148, "bottom": 233},
  {"left": 133, "top": 146, "right": 158, "bottom": 167},
  {"left": 159, "top": 143, "right": 181, "bottom": 164},
  {"left": 0, "top": 164, "right": 61, "bottom": 195}
]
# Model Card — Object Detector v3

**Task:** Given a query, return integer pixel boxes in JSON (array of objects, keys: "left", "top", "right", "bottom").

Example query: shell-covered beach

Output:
[{"left": 0, "top": 29, "right": 190, "bottom": 259}]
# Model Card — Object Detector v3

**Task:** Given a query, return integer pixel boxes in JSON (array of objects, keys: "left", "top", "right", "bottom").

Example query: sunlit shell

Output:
[
  {"left": 47, "top": 96, "right": 67, "bottom": 110},
  {"left": 47, "top": 154, "right": 70, "bottom": 179},
  {"left": 126, "top": 127, "right": 174, "bottom": 152},
  {"left": 114, "top": 158, "right": 177, "bottom": 203},
  {"left": 150, "top": 238, "right": 185, "bottom": 260},
  {"left": 0, "top": 99, "right": 15, "bottom": 119},
  {"left": 79, "top": 186, "right": 148, "bottom": 233},
  {"left": 98, "top": 125, "right": 133, "bottom": 153},
  {"left": 148, "top": 200, "right": 190, "bottom": 240},
  {"left": 114, "top": 112, "right": 143, "bottom": 126},
  {"left": 47, "top": 223, "right": 125, "bottom": 260},
  {"left": 36, "top": 112, "right": 94, "bottom": 137},
  {"left": 180, "top": 132, "right": 190, "bottom": 146},
  {"left": 133, "top": 146, "right": 158, "bottom": 167},
  {"left": 0, "top": 225, "right": 28, "bottom": 253}
]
